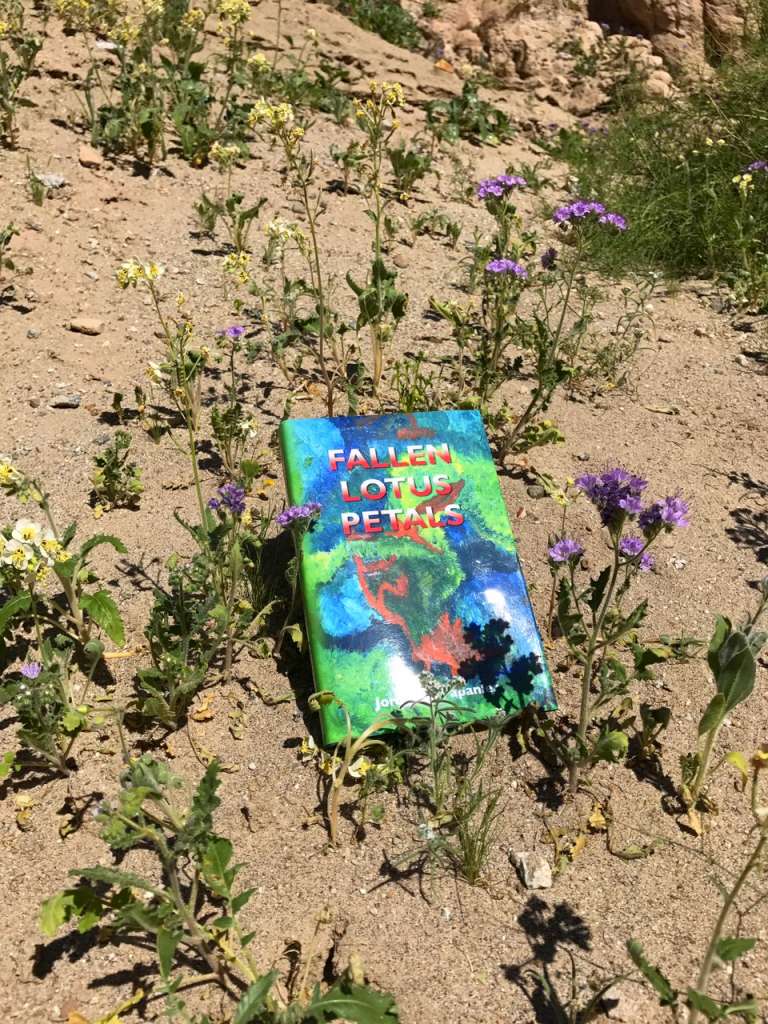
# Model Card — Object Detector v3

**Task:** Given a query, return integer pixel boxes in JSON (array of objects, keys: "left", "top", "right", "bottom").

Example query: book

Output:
[{"left": 279, "top": 410, "right": 556, "bottom": 745}]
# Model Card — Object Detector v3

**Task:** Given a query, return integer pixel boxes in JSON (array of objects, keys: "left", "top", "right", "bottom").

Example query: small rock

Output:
[
  {"left": 694, "top": 326, "right": 709, "bottom": 338},
  {"left": 735, "top": 353, "right": 750, "bottom": 367},
  {"left": 526, "top": 485, "right": 547, "bottom": 499},
  {"left": 393, "top": 253, "right": 410, "bottom": 269},
  {"left": 511, "top": 851, "right": 552, "bottom": 889},
  {"left": 78, "top": 143, "right": 104, "bottom": 169},
  {"left": 658, "top": 334, "right": 674, "bottom": 344},
  {"left": 602, "top": 982, "right": 645, "bottom": 1021},
  {"left": 575, "top": 452, "right": 590, "bottom": 461},
  {"left": 49, "top": 393, "right": 81, "bottom": 409},
  {"left": 29, "top": 398, "right": 40, "bottom": 408},
  {"left": 68, "top": 317, "right": 103, "bottom": 336},
  {"left": 26, "top": 327, "right": 41, "bottom": 339}
]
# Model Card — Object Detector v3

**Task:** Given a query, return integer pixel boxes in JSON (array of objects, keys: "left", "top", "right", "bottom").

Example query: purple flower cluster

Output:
[
  {"left": 219, "top": 324, "right": 246, "bottom": 341},
  {"left": 276, "top": 501, "right": 321, "bottom": 528},
  {"left": 540, "top": 247, "right": 558, "bottom": 270},
  {"left": 552, "top": 200, "right": 627, "bottom": 231},
  {"left": 639, "top": 495, "right": 690, "bottom": 532},
  {"left": 745, "top": 160, "right": 768, "bottom": 173},
  {"left": 485, "top": 258, "right": 528, "bottom": 278},
  {"left": 548, "top": 537, "right": 584, "bottom": 564},
  {"left": 20, "top": 662, "right": 41, "bottom": 679},
  {"left": 576, "top": 468, "right": 648, "bottom": 527},
  {"left": 476, "top": 174, "right": 527, "bottom": 200},
  {"left": 619, "top": 536, "right": 654, "bottom": 572},
  {"left": 209, "top": 482, "right": 247, "bottom": 516}
]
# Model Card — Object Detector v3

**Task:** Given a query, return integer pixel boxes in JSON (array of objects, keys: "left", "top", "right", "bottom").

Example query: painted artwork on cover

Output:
[{"left": 279, "top": 410, "right": 556, "bottom": 744}]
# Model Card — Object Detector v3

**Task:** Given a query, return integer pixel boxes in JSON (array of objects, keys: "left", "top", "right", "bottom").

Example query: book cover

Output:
[{"left": 279, "top": 410, "right": 556, "bottom": 745}]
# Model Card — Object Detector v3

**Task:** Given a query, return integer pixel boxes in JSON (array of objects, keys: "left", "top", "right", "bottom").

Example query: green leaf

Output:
[
  {"left": 686, "top": 989, "right": 726, "bottom": 1020},
  {"left": 707, "top": 616, "right": 731, "bottom": 675},
  {"left": 40, "top": 887, "right": 104, "bottom": 936},
  {"left": 79, "top": 590, "right": 125, "bottom": 646},
  {"left": 157, "top": 929, "right": 180, "bottom": 980},
  {"left": 593, "top": 730, "right": 629, "bottom": 764},
  {"left": 232, "top": 972, "right": 279, "bottom": 1024},
  {"left": 201, "top": 837, "right": 235, "bottom": 898},
  {"left": 0, "top": 592, "right": 32, "bottom": 637},
  {"left": 231, "top": 888, "right": 254, "bottom": 914},
  {"left": 73, "top": 866, "right": 161, "bottom": 895},
  {"left": 713, "top": 631, "right": 757, "bottom": 713},
  {"left": 627, "top": 939, "right": 677, "bottom": 1006},
  {"left": 698, "top": 693, "right": 726, "bottom": 736},
  {"left": 0, "top": 750, "right": 16, "bottom": 781},
  {"left": 79, "top": 533, "right": 128, "bottom": 561},
  {"left": 176, "top": 760, "right": 221, "bottom": 854},
  {"left": 588, "top": 567, "right": 611, "bottom": 614},
  {"left": 303, "top": 979, "right": 400, "bottom": 1023},
  {"left": 715, "top": 937, "right": 756, "bottom": 962}
]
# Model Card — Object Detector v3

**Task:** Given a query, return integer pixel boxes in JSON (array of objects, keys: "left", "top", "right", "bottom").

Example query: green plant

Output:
[
  {"left": 40, "top": 756, "right": 400, "bottom": 1022},
  {"left": 332, "top": 0, "right": 422, "bottom": 50},
  {"left": 330, "top": 139, "right": 365, "bottom": 193},
  {"left": 547, "top": 469, "right": 689, "bottom": 794},
  {"left": 425, "top": 81, "right": 515, "bottom": 147},
  {"left": 0, "top": 635, "right": 106, "bottom": 779},
  {"left": 387, "top": 140, "right": 432, "bottom": 198},
  {"left": 391, "top": 352, "right": 447, "bottom": 412},
  {"left": 347, "top": 81, "right": 409, "bottom": 394},
  {"left": 680, "top": 583, "right": 768, "bottom": 831},
  {"left": 91, "top": 430, "right": 143, "bottom": 511},
  {"left": 409, "top": 208, "right": 462, "bottom": 248},
  {"left": 630, "top": 748, "right": 768, "bottom": 1023},
  {"left": 0, "top": 0, "right": 42, "bottom": 146},
  {"left": 395, "top": 674, "right": 506, "bottom": 886},
  {"left": 0, "top": 220, "right": 18, "bottom": 288},
  {"left": 0, "top": 458, "right": 127, "bottom": 654}
]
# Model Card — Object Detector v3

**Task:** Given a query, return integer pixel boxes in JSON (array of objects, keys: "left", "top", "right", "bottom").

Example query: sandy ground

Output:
[{"left": 1, "top": 2, "right": 768, "bottom": 1022}]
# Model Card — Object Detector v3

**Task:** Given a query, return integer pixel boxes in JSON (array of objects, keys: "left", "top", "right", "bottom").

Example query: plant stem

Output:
[
  {"left": 688, "top": 721, "right": 721, "bottom": 809},
  {"left": 688, "top": 829, "right": 768, "bottom": 1024},
  {"left": 568, "top": 541, "right": 621, "bottom": 795}
]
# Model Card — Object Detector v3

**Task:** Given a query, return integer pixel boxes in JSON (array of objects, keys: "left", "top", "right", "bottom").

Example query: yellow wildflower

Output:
[
  {"left": 218, "top": 0, "right": 249, "bottom": 24},
  {"left": 248, "top": 51, "right": 269, "bottom": 70},
  {"left": 222, "top": 250, "right": 251, "bottom": 285},
  {"left": 181, "top": 6, "right": 205, "bottom": 29}
]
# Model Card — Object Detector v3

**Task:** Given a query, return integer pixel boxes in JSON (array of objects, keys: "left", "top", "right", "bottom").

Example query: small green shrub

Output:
[{"left": 332, "top": 0, "right": 422, "bottom": 51}]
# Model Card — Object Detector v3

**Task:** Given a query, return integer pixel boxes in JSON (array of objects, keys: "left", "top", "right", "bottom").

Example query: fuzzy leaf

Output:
[
  {"left": 686, "top": 989, "right": 725, "bottom": 1019},
  {"left": 79, "top": 591, "right": 125, "bottom": 647},
  {"left": 593, "top": 730, "right": 629, "bottom": 763},
  {"left": 176, "top": 760, "right": 221, "bottom": 854},
  {"left": 698, "top": 693, "right": 726, "bottom": 736},
  {"left": 303, "top": 979, "right": 400, "bottom": 1023},
  {"left": 0, "top": 750, "right": 15, "bottom": 780},
  {"left": 0, "top": 592, "right": 32, "bottom": 637},
  {"left": 40, "top": 886, "right": 104, "bottom": 936},
  {"left": 157, "top": 929, "right": 179, "bottom": 980},
  {"left": 627, "top": 939, "right": 677, "bottom": 1006},
  {"left": 715, "top": 937, "right": 756, "bottom": 962},
  {"left": 79, "top": 533, "right": 128, "bottom": 561},
  {"left": 73, "top": 866, "right": 161, "bottom": 894},
  {"left": 725, "top": 751, "right": 750, "bottom": 788},
  {"left": 232, "top": 972, "right": 279, "bottom": 1024}
]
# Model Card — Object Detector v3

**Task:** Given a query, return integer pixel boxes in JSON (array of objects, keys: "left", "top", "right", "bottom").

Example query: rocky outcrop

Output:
[{"left": 427, "top": 0, "right": 750, "bottom": 113}]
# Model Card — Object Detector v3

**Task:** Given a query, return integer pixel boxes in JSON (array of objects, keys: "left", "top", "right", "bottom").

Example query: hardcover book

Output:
[{"left": 279, "top": 410, "right": 556, "bottom": 745}]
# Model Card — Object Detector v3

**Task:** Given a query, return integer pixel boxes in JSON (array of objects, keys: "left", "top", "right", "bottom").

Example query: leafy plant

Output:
[
  {"left": 387, "top": 141, "right": 432, "bottom": 198},
  {"left": 347, "top": 81, "right": 409, "bottom": 393},
  {"left": 548, "top": 468, "right": 690, "bottom": 794},
  {"left": 680, "top": 583, "right": 768, "bottom": 830},
  {"left": 0, "top": 636, "right": 106, "bottom": 778},
  {"left": 91, "top": 430, "right": 143, "bottom": 511},
  {"left": 332, "top": 0, "right": 422, "bottom": 50},
  {"left": 425, "top": 81, "right": 515, "bottom": 146},
  {"left": 0, "top": 458, "right": 127, "bottom": 653},
  {"left": 409, "top": 208, "right": 462, "bottom": 248},
  {"left": 41, "top": 756, "right": 400, "bottom": 1022},
  {"left": 630, "top": 748, "right": 768, "bottom": 1023},
  {"left": 0, "top": 220, "right": 18, "bottom": 287},
  {"left": 330, "top": 139, "right": 365, "bottom": 193},
  {"left": 0, "top": 0, "right": 42, "bottom": 146}
]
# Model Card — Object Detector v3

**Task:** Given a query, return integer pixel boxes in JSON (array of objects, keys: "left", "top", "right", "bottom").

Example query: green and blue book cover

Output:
[{"left": 279, "top": 410, "right": 556, "bottom": 744}]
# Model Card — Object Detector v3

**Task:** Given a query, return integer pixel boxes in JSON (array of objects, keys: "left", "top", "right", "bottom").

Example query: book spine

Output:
[{"left": 278, "top": 421, "right": 339, "bottom": 745}]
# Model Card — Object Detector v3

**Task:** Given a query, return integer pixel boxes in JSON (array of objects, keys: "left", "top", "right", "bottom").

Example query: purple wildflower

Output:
[
  {"left": 548, "top": 537, "right": 584, "bottom": 564},
  {"left": 476, "top": 174, "right": 527, "bottom": 200},
  {"left": 553, "top": 199, "right": 627, "bottom": 231},
  {"left": 20, "top": 662, "right": 41, "bottom": 679},
  {"left": 576, "top": 467, "right": 647, "bottom": 527},
  {"left": 208, "top": 498, "right": 221, "bottom": 511},
  {"left": 639, "top": 495, "right": 690, "bottom": 533},
  {"left": 746, "top": 160, "right": 768, "bottom": 172},
  {"left": 540, "top": 247, "right": 558, "bottom": 270},
  {"left": 276, "top": 501, "right": 321, "bottom": 528},
  {"left": 218, "top": 482, "right": 246, "bottom": 516},
  {"left": 619, "top": 536, "right": 645, "bottom": 557},
  {"left": 485, "top": 258, "right": 528, "bottom": 278},
  {"left": 639, "top": 552, "right": 654, "bottom": 572},
  {"left": 220, "top": 325, "right": 246, "bottom": 340}
]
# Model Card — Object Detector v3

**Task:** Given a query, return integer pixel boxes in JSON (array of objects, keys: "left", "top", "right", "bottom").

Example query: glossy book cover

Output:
[{"left": 279, "top": 410, "right": 556, "bottom": 745}]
